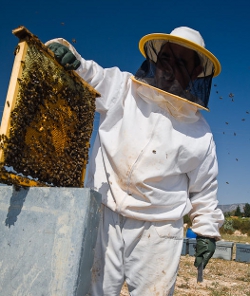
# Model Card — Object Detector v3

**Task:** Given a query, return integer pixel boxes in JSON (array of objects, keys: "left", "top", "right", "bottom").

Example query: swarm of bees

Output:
[{"left": 0, "top": 27, "right": 100, "bottom": 188}]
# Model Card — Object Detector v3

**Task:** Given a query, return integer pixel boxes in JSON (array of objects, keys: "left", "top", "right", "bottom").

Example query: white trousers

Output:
[{"left": 89, "top": 205, "right": 183, "bottom": 296}]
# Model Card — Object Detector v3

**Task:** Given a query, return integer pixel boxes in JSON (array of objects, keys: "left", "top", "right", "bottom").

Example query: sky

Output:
[{"left": 0, "top": 0, "right": 250, "bottom": 205}]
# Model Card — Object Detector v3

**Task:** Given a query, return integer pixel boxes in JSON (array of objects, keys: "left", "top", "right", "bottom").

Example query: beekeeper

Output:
[{"left": 46, "top": 26, "right": 224, "bottom": 296}]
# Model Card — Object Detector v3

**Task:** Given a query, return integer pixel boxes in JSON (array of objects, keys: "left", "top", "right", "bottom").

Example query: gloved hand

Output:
[
  {"left": 194, "top": 236, "right": 216, "bottom": 269},
  {"left": 47, "top": 42, "right": 81, "bottom": 70}
]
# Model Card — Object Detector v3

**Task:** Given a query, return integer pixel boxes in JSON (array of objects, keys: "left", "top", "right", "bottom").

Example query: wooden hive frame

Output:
[{"left": 0, "top": 26, "right": 100, "bottom": 188}]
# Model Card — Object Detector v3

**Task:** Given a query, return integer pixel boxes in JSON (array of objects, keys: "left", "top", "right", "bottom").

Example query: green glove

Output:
[
  {"left": 194, "top": 236, "right": 216, "bottom": 269},
  {"left": 47, "top": 42, "right": 81, "bottom": 70}
]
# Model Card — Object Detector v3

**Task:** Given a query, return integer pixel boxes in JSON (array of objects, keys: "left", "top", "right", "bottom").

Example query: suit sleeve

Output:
[
  {"left": 187, "top": 139, "right": 224, "bottom": 239},
  {"left": 45, "top": 38, "right": 131, "bottom": 114}
]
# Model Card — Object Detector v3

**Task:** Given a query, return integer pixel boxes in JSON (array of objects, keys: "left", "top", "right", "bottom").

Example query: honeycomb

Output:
[{"left": 0, "top": 26, "right": 100, "bottom": 188}]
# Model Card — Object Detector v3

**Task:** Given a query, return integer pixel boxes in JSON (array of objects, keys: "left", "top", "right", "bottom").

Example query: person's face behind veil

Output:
[{"left": 155, "top": 42, "right": 203, "bottom": 97}]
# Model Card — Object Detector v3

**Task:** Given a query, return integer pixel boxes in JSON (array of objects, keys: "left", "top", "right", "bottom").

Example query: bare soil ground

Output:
[
  {"left": 174, "top": 255, "right": 250, "bottom": 295},
  {"left": 120, "top": 257, "right": 250, "bottom": 296},
  {"left": 120, "top": 234, "right": 250, "bottom": 296}
]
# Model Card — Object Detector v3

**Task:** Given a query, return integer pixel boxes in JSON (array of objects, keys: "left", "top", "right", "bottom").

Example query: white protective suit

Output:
[{"left": 47, "top": 38, "right": 224, "bottom": 296}]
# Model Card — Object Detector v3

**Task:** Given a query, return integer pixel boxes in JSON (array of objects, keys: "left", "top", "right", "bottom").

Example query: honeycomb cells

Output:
[{"left": 0, "top": 39, "right": 97, "bottom": 187}]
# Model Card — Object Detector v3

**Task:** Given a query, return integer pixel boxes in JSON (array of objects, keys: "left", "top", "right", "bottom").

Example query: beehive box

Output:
[
  {"left": 235, "top": 243, "right": 250, "bottom": 263},
  {"left": 181, "top": 238, "right": 189, "bottom": 256},
  {"left": 0, "top": 186, "right": 102, "bottom": 296},
  {"left": 0, "top": 26, "right": 100, "bottom": 188},
  {"left": 212, "top": 241, "right": 234, "bottom": 261},
  {"left": 188, "top": 238, "right": 197, "bottom": 256}
]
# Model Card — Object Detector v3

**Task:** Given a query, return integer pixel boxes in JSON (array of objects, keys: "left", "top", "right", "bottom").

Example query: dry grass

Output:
[{"left": 120, "top": 234, "right": 250, "bottom": 296}]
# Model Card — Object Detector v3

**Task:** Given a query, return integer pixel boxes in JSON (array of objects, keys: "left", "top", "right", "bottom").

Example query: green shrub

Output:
[
  {"left": 239, "top": 219, "right": 250, "bottom": 234},
  {"left": 223, "top": 217, "right": 250, "bottom": 236},
  {"left": 232, "top": 218, "right": 241, "bottom": 230},
  {"left": 220, "top": 218, "right": 235, "bottom": 234}
]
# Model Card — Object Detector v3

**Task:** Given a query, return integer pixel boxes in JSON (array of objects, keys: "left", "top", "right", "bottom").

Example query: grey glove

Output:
[
  {"left": 194, "top": 236, "right": 216, "bottom": 269},
  {"left": 47, "top": 42, "right": 81, "bottom": 70}
]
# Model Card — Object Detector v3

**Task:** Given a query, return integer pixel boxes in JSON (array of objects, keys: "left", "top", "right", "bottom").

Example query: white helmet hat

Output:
[
  {"left": 170, "top": 26, "right": 205, "bottom": 47},
  {"left": 134, "top": 26, "right": 221, "bottom": 110}
]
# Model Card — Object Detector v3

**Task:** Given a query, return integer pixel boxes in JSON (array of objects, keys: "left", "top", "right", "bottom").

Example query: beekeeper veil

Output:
[{"left": 133, "top": 26, "right": 221, "bottom": 111}]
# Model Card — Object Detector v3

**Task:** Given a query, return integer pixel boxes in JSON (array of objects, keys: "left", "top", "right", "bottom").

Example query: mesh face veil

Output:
[{"left": 134, "top": 27, "right": 221, "bottom": 110}]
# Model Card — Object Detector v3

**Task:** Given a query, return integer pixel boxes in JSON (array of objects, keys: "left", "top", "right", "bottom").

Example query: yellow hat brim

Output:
[{"left": 139, "top": 33, "right": 221, "bottom": 77}]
